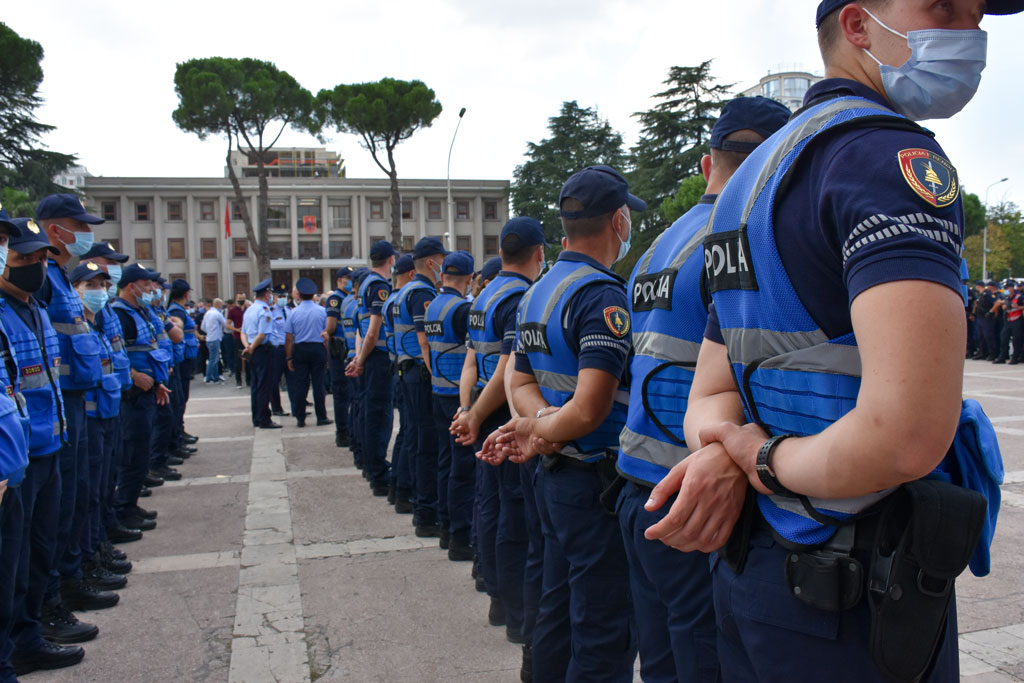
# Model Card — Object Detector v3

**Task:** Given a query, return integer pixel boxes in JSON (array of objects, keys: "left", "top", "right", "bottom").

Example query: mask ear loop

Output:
[{"left": 861, "top": 8, "right": 908, "bottom": 67}]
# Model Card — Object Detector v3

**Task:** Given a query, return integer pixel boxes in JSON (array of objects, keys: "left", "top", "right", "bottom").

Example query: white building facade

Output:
[{"left": 740, "top": 70, "right": 823, "bottom": 111}]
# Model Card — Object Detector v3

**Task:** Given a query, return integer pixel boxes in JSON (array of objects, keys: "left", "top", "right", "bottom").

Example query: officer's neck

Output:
[
  {"left": 564, "top": 236, "right": 616, "bottom": 269},
  {"left": 501, "top": 263, "right": 537, "bottom": 281},
  {"left": 0, "top": 277, "right": 31, "bottom": 304},
  {"left": 119, "top": 290, "right": 139, "bottom": 307},
  {"left": 371, "top": 265, "right": 390, "bottom": 279}
]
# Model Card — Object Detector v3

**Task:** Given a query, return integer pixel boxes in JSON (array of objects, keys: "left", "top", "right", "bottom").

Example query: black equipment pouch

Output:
[
  {"left": 596, "top": 458, "right": 625, "bottom": 515},
  {"left": 328, "top": 337, "right": 346, "bottom": 359},
  {"left": 720, "top": 488, "right": 758, "bottom": 574},
  {"left": 420, "top": 362, "right": 431, "bottom": 383},
  {"left": 868, "top": 479, "right": 987, "bottom": 682},
  {"left": 784, "top": 522, "right": 864, "bottom": 612}
]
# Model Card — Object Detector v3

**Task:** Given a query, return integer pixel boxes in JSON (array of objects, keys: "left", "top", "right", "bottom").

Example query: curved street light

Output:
[{"left": 446, "top": 107, "right": 467, "bottom": 253}]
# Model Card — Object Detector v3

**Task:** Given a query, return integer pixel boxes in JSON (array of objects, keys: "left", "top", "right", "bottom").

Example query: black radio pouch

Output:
[
  {"left": 784, "top": 522, "right": 864, "bottom": 612},
  {"left": 867, "top": 479, "right": 987, "bottom": 682},
  {"left": 720, "top": 488, "right": 758, "bottom": 574},
  {"left": 328, "top": 337, "right": 346, "bottom": 359}
]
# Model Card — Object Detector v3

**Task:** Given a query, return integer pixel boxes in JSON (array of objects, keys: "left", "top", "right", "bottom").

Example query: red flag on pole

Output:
[{"left": 225, "top": 202, "right": 231, "bottom": 238}]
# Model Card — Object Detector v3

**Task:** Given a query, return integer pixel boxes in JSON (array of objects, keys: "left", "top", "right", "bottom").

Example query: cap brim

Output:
[
  {"left": 0, "top": 220, "right": 23, "bottom": 237},
  {"left": 73, "top": 271, "right": 110, "bottom": 284},
  {"left": 72, "top": 212, "right": 105, "bottom": 225},
  {"left": 626, "top": 193, "right": 647, "bottom": 213},
  {"left": 10, "top": 240, "right": 59, "bottom": 256},
  {"left": 108, "top": 251, "right": 129, "bottom": 263},
  {"left": 986, "top": 0, "right": 1024, "bottom": 13}
]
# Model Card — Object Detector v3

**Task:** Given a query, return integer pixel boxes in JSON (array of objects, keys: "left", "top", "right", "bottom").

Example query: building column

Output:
[
  {"left": 473, "top": 197, "right": 484, "bottom": 266},
  {"left": 185, "top": 195, "right": 198, "bottom": 290},
  {"left": 356, "top": 194, "right": 366, "bottom": 261},
  {"left": 289, "top": 194, "right": 299, "bottom": 260},
  {"left": 221, "top": 194, "right": 231, "bottom": 298},
  {"left": 320, "top": 194, "right": 330, "bottom": 259},
  {"left": 418, "top": 195, "right": 426, "bottom": 240},
  {"left": 153, "top": 195, "right": 165, "bottom": 274},
  {"left": 119, "top": 194, "right": 130, "bottom": 255}
]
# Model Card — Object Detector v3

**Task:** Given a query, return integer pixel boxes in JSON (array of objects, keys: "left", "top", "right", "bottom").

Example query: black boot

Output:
[
  {"left": 488, "top": 596, "right": 506, "bottom": 626},
  {"left": 11, "top": 641, "right": 84, "bottom": 675},
  {"left": 60, "top": 579, "right": 119, "bottom": 611},
  {"left": 521, "top": 644, "right": 533, "bottom": 683},
  {"left": 41, "top": 602, "right": 98, "bottom": 644},
  {"left": 335, "top": 431, "right": 351, "bottom": 447}
]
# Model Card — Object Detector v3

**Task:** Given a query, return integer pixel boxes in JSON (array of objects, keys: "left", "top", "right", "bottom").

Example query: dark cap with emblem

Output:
[
  {"left": 81, "top": 242, "right": 129, "bottom": 263},
  {"left": 70, "top": 262, "right": 110, "bottom": 284},
  {"left": 335, "top": 266, "right": 353, "bottom": 280},
  {"left": 0, "top": 207, "right": 23, "bottom": 237},
  {"left": 480, "top": 256, "right": 502, "bottom": 283},
  {"left": 559, "top": 165, "right": 646, "bottom": 219},
  {"left": 254, "top": 277, "right": 273, "bottom": 294},
  {"left": 413, "top": 236, "right": 449, "bottom": 260},
  {"left": 35, "top": 193, "right": 105, "bottom": 224},
  {"left": 7, "top": 219, "right": 58, "bottom": 255},
  {"left": 352, "top": 267, "right": 370, "bottom": 284},
  {"left": 170, "top": 279, "right": 192, "bottom": 299},
  {"left": 273, "top": 283, "right": 289, "bottom": 295},
  {"left": 393, "top": 254, "right": 414, "bottom": 275},
  {"left": 442, "top": 251, "right": 474, "bottom": 276},
  {"left": 295, "top": 277, "right": 317, "bottom": 296},
  {"left": 711, "top": 97, "right": 792, "bottom": 153},
  {"left": 816, "top": 0, "right": 1024, "bottom": 27},
  {"left": 370, "top": 240, "right": 397, "bottom": 260},
  {"left": 118, "top": 263, "right": 152, "bottom": 287},
  {"left": 500, "top": 217, "right": 547, "bottom": 252}
]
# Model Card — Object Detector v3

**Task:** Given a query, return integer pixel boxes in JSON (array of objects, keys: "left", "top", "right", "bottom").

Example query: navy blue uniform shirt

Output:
[
  {"left": 407, "top": 274, "right": 437, "bottom": 333},
  {"left": 437, "top": 286, "right": 470, "bottom": 341},
  {"left": 495, "top": 272, "right": 532, "bottom": 355},
  {"left": 325, "top": 291, "right": 343, "bottom": 320},
  {"left": 706, "top": 78, "right": 966, "bottom": 344},
  {"left": 365, "top": 279, "right": 390, "bottom": 317},
  {"left": 515, "top": 251, "right": 630, "bottom": 379}
]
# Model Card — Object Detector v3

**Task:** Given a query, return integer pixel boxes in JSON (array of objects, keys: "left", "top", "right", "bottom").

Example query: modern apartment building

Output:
[{"left": 740, "top": 69, "right": 823, "bottom": 111}]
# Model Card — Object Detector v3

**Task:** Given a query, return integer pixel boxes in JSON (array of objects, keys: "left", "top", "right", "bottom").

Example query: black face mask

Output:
[{"left": 6, "top": 262, "right": 45, "bottom": 294}]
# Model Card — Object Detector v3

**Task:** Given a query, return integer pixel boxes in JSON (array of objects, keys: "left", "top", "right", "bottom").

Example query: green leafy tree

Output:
[
  {"left": 172, "top": 57, "right": 318, "bottom": 277},
  {"left": 0, "top": 187, "right": 35, "bottom": 217},
  {"left": 0, "top": 23, "right": 75, "bottom": 200},
  {"left": 511, "top": 101, "right": 627, "bottom": 254},
  {"left": 965, "top": 224, "right": 1012, "bottom": 280},
  {"left": 961, "top": 191, "right": 986, "bottom": 237},
  {"left": 318, "top": 79, "right": 442, "bottom": 247}
]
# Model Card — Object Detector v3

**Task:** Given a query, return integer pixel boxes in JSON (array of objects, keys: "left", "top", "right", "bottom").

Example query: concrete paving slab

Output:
[
  {"left": 130, "top": 482, "right": 248, "bottom": 559},
  {"left": 284, "top": 432, "right": 351, "bottom": 473},
  {"left": 175, "top": 440, "right": 254, "bottom": 479},
  {"left": 290, "top": 475, "right": 415, "bottom": 546}
]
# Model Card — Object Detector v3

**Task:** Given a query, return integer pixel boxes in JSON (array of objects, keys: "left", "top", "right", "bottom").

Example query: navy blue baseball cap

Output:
[
  {"left": 500, "top": 217, "right": 546, "bottom": 252},
  {"left": 296, "top": 277, "right": 317, "bottom": 296},
  {"left": 170, "top": 279, "right": 192, "bottom": 298},
  {"left": 335, "top": 266, "right": 353, "bottom": 280},
  {"left": 393, "top": 254, "right": 414, "bottom": 275},
  {"left": 254, "top": 277, "right": 273, "bottom": 293},
  {"left": 70, "top": 262, "right": 110, "bottom": 284},
  {"left": 413, "top": 236, "right": 449, "bottom": 260},
  {"left": 352, "top": 267, "right": 370, "bottom": 284},
  {"left": 480, "top": 256, "right": 502, "bottom": 283},
  {"left": 559, "top": 166, "right": 646, "bottom": 219},
  {"left": 35, "top": 194, "right": 104, "bottom": 224},
  {"left": 442, "top": 251, "right": 474, "bottom": 276},
  {"left": 711, "top": 97, "right": 792, "bottom": 152},
  {"left": 81, "top": 242, "right": 129, "bottom": 263},
  {"left": 816, "top": 0, "right": 1024, "bottom": 27},
  {"left": 7, "top": 219, "right": 58, "bottom": 255},
  {"left": 370, "top": 240, "right": 396, "bottom": 260},
  {"left": 118, "top": 263, "right": 151, "bottom": 287},
  {"left": 0, "top": 207, "right": 22, "bottom": 237}
]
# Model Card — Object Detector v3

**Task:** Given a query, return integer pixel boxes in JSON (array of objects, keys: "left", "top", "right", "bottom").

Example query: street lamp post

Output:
[
  {"left": 983, "top": 177, "right": 1009, "bottom": 279},
  {"left": 446, "top": 107, "right": 467, "bottom": 253}
]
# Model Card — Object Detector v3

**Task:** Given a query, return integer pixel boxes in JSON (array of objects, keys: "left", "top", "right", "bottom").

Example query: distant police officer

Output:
[
  {"left": 268, "top": 284, "right": 289, "bottom": 417},
  {"left": 147, "top": 276, "right": 184, "bottom": 482},
  {"left": 425, "top": 250, "right": 474, "bottom": 552},
  {"left": 993, "top": 279, "right": 1022, "bottom": 364},
  {"left": 649, "top": 2, "right": 1024, "bottom": 680},
  {"left": 618, "top": 97, "right": 791, "bottom": 682},
  {"left": 976, "top": 280, "right": 1000, "bottom": 359},
  {"left": 167, "top": 279, "right": 201, "bottom": 449},
  {"left": 285, "top": 278, "right": 331, "bottom": 427},
  {"left": 384, "top": 256, "right": 415, "bottom": 510},
  {"left": 241, "top": 279, "right": 278, "bottom": 429},
  {"left": 496, "top": 166, "right": 644, "bottom": 681},
  {"left": 346, "top": 242, "right": 397, "bottom": 496},
  {"left": 325, "top": 267, "right": 354, "bottom": 446}
]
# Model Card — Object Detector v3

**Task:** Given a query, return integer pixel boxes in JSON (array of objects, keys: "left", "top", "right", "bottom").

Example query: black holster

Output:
[
  {"left": 328, "top": 337, "right": 346, "bottom": 359},
  {"left": 720, "top": 487, "right": 758, "bottom": 574}
]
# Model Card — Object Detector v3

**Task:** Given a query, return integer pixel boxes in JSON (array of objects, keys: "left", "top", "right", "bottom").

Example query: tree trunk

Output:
[
  {"left": 255, "top": 153, "right": 271, "bottom": 279},
  {"left": 386, "top": 145, "right": 401, "bottom": 248},
  {"left": 225, "top": 137, "right": 260, "bottom": 279}
]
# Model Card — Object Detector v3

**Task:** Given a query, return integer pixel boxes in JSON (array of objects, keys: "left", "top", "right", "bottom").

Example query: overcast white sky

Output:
[{"left": 5, "top": 0, "right": 1022, "bottom": 208}]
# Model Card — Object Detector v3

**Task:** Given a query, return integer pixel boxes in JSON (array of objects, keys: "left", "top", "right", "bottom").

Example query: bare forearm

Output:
[
  {"left": 470, "top": 355, "right": 510, "bottom": 423},
  {"left": 417, "top": 332, "right": 431, "bottom": 373},
  {"left": 459, "top": 349, "right": 477, "bottom": 407},
  {"left": 509, "top": 367, "right": 548, "bottom": 421},
  {"left": 534, "top": 396, "right": 611, "bottom": 444},
  {"left": 683, "top": 392, "right": 746, "bottom": 448}
]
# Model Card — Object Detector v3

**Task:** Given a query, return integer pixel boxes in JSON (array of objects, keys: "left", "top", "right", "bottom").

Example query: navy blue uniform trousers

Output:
[
  {"left": 433, "top": 394, "right": 475, "bottom": 546},
  {"left": 361, "top": 350, "right": 393, "bottom": 488},
  {"left": 520, "top": 457, "right": 544, "bottom": 642},
  {"left": 151, "top": 366, "right": 181, "bottom": 468},
  {"left": 269, "top": 345, "right": 285, "bottom": 413},
  {"left": 82, "top": 416, "right": 116, "bottom": 562},
  {"left": 391, "top": 375, "right": 413, "bottom": 498},
  {"left": 329, "top": 355, "right": 350, "bottom": 437},
  {"left": 349, "top": 375, "right": 365, "bottom": 470},
  {"left": 0, "top": 486, "right": 24, "bottom": 682},
  {"left": 114, "top": 390, "right": 156, "bottom": 517},
  {"left": 288, "top": 343, "right": 328, "bottom": 423},
  {"left": 402, "top": 363, "right": 438, "bottom": 525},
  {"left": 51, "top": 391, "right": 87, "bottom": 592},
  {"left": 249, "top": 345, "right": 273, "bottom": 427}
]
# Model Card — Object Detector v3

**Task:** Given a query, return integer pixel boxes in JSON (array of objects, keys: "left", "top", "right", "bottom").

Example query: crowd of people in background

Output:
[{"left": 967, "top": 278, "right": 1024, "bottom": 364}]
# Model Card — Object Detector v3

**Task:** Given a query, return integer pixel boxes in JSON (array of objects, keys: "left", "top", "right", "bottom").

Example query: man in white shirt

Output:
[{"left": 201, "top": 298, "right": 227, "bottom": 383}]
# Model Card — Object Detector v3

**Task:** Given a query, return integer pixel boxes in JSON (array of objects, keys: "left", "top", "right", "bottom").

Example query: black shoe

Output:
[
  {"left": 132, "top": 505, "right": 158, "bottom": 520},
  {"left": 174, "top": 445, "right": 198, "bottom": 455},
  {"left": 371, "top": 484, "right": 389, "bottom": 497},
  {"left": 993, "top": 358, "right": 1007, "bottom": 364},
  {"left": 507, "top": 624, "right": 527, "bottom": 645},
  {"left": 83, "top": 560, "right": 127, "bottom": 590},
  {"left": 151, "top": 466, "right": 181, "bottom": 481},
  {"left": 521, "top": 644, "right": 533, "bottom": 683},
  {"left": 439, "top": 528, "right": 450, "bottom": 550},
  {"left": 488, "top": 597, "right": 506, "bottom": 626},
  {"left": 272, "top": 409, "right": 290, "bottom": 417},
  {"left": 335, "top": 431, "right": 351, "bottom": 447},
  {"left": 1011, "top": 360, "right": 1021, "bottom": 365},
  {"left": 394, "top": 498, "right": 413, "bottom": 514},
  {"left": 475, "top": 575, "right": 487, "bottom": 593},
  {"left": 296, "top": 419, "right": 305, "bottom": 428},
  {"left": 448, "top": 542, "right": 474, "bottom": 562},
  {"left": 183, "top": 433, "right": 199, "bottom": 444},
  {"left": 101, "top": 541, "right": 127, "bottom": 561},
  {"left": 471, "top": 555, "right": 479, "bottom": 579},
  {"left": 41, "top": 603, "right": 98, "bottom": 644},
  {"left": 258, "top": 422, "right": 282, "bottom": 429},
  {"left": 143, "top": 474, "right": 164, "bottom": 487},
  {"left": 101, "top": 554, "right": 132, "bottom": 575},
  {"left": 118, "top": 515, "right": 156, "bottom": 532},
  {"left": 60, "top": 579, "right": 119, "bottom": 611},
  {"left": 316, "top": 418, "right": 333, "bottom": 426},
  {"left": 387, "top": 486, "right": 396, "bottom": 505},
  {"left": 167, "top": 455, "right": 185, "bottom": 466},
  {"left": 139, "top": 486, "right": 152, "bottom": 497},
  {"left": 415, "top": 524, "right": 442, "bottom": 538},
  {"left": 12, "top": 641, "right": 84, "bottom": 675},
  {"left": 105, "top": 523, "right": 142, "bottom": 544}
]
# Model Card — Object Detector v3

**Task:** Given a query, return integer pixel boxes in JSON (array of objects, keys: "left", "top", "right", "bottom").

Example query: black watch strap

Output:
[{"left": 756, "top": 434, "right": 797, "bottom": 498}]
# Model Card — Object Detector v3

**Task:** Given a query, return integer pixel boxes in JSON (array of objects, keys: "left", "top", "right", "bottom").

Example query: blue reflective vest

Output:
[
  {"left": 0, "top": 311, "right": 29, "bottom": 485},
  {"left": 357, "top": 273, "right": 389, "bottom": 352},
  {"left": 704, "top": 96, "right": 922, "bottom": 545},
  {"left": 150, "top": 307, "right": 177, "bottom": 367},
  {"left": 517, "top": 260, "right": 629, "bottom": 462},
  {"left": 426, "top": 291, "right": 469, "bottom": 396},
  {"left": 0, "top": 295, "right": 66, "bottom": 458},
  {"left": 85, "top": 317, "right": 122, "bottom": 420},
  {"left": 392, "top": 279, "right": 434, "bottom": 363},
  {"left": 468, "top": 274, "right": 529, "bottom": 389},
  {"left": 618, "top": 199, "right": 715, "bottom": 485},
  {"left": 168, "top": 302, "right": 199, "bottom": 359},
  {"left": 156, "top": 306, "right": 184, "bottom": 364},
  {"left": 45, "top": 260, "right": 101, "bottom": 391},
  {"left": 112, "top": 299, "right": 171, "bottom": 384},
  {"left": 340, "top": 293, "right": 358, "bottom": 360},
  {"left": 382, "top": 288, "right": 402, "bottom": 362},
  {"left": 98, "top": 304, "right": 133, "bottom": 389}
]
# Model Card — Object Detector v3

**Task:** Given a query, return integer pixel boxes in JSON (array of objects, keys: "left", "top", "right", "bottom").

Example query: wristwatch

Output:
[
  {"left": 755, "top": 434, "right": 798, "bottom": 497},
  {"left": 458, "top": 406, "right": 471, "bottom": 414}
]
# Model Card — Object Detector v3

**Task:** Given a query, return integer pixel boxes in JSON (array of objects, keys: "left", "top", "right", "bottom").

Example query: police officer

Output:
[
  {"left": 148, "top": 276, "right": 185, "bottom": 481},
  {"left": 285, "top": 277, "right": 331, "bottom": 427},
  {"left": 492, "top": 167, "right": 642, "bottom": 681},
  {"left": 618, "top": 97, "right": 791, "bottom": 682},
  {"left": 325, "top": 267, "right": 354, "bottom": 446},
  {"left": 425, "top": 250, "right": 474, "bottom": 553},
  {"left": 167, "top": 279, "right": 201, "bottom": 449},
  {"left": 268, "top": 283, "right": 289, "bottom": 417},
  {"left": 1, "top": 218, "right": 91, "bottom": 675},
  {"left": 344, "top": 268, "right": 369, "bottom": 471},
  {"left": 242, "top": 278, "right": 278, "bottom": 429},
  {"left": 384, "top": 256, "right": 415, "bottom": 509},
  {"left": 976, "top": 280, "right": 1000, "bottom": 359},
  {"left": 649, "top": 2, "right": 1024, "bottom": 679},
  {"left": 346, "top": 242, "right": 397, "bottom": 496}
]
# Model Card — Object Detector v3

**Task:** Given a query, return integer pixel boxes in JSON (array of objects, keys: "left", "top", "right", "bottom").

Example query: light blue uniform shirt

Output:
[
  {"left": 241, "top": 300, "right": 274, "bottom": 340},
  {"left": 269, "top": 304, "right": 287, "bottom": 346},
  {"left": 285, "top": 300, "right": 327, "bottom": 344}
]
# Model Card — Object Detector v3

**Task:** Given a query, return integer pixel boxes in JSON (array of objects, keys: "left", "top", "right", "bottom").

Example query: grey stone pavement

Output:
[{"left": 22, "top": 360, "right": 1024, "bottom": 682}]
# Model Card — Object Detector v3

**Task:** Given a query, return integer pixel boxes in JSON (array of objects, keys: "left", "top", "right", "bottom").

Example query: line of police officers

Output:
[
  {"left": 0, "top": 194, "right": 204, "bottom": 680},
  {"left": 319, "top": 1, "right": 1016, "bottom": 681}
]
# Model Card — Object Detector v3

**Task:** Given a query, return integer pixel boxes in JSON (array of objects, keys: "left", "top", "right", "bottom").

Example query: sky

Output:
[{"left": 5, "top": 0, "right": 1023, "bottom": 209}]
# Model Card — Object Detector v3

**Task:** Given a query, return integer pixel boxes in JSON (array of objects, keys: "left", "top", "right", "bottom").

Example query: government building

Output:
[{"left": 82, "top": 148, "right": 510, "bottom": 300}]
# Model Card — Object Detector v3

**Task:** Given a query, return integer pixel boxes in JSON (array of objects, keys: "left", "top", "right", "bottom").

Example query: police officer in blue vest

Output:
[
  {"left": 0, "top": 218, "right": 90, "bottom": 676},
  {"left": 242, "top": 278, "right": 278, "bottom": 429},
  {"left": 618, "top": 97, "right": 790, "bottom": 683},
  {"left": 325, "top": 267, "right": 354, "bottom": 446},
  {"left": 645, "top": 2, "right": 1024, "bottom": 680},
  {"left": 148, "top": 276, "right": 185, "bottom": 481},
  {"left": 344, "top": 268, "right": 369, "bottom": 471},
  {"left": 167, "top": 279, "right": 201, "bottom": 454},
  {"left": 494, "top": 167, "right": 642, "bottom": 681},
  {"left": 285, "top": 277, "right": 332, "bottom": 427},
  {"left": 268, "top": 283, "right": 289, "bottom": 417},
  {"left": 346, "top": 242, "right": 396, "bottom": 495},
  {"left": 33, "top": 195, "right": 105, "bottom": 620},
  {"left": 384, "top": 256, "right": 415, "bottom": 509},
  {"left": 425, "top": 250, "right": 474, "bottom": 553}
]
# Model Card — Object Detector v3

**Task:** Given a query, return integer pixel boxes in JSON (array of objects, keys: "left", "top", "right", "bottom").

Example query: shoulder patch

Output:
[
  {"left": 378, "top": 289, "right": 388, "bottom": 301},
  {"left": 898, "top": 148, "right": 959, "bottom": 208},
  {"left": 424, "top": 300, "right": 431, "bottom": 311},
  {"left": 603, "top": 306, "right": 630, "bottom": 338},
  {"left": 328, "top": 297, "right": 340, "bottom": 308}
]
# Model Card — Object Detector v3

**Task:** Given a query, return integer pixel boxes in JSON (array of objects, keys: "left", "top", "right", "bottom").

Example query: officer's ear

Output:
[{"left": 701, "top": 154, "right": 712, "bottom": 183}]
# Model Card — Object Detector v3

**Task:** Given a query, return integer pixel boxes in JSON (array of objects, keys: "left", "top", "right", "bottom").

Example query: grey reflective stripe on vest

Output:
[
  {"left": 534, "top": 368, "right": 576, "bottom": 394},
  {"left": 14, "top": 393, "right": 26, "bottom": 413},
  {"left": 632, "top": 332, "right": 701, "bottom": 364},
  {"left": 395, "top": 323, "right": 417, "bottom": 363},
  {"left": 126, "top": 342, "right": 158, "bottom": 352},
  {"left": 472, "top": 280, "right": 525, "bottom": 355},
  {"left": 51, "top": 321, "right": 90, "bottom": 336},
  {"left": 101, "top": 362, "right": 113, "bottom": 375},
  {"left": 85, "top": 400, "right": 97, "bottom": 412},
  {"left": 53, "top": 421, "right": 61, "bottom": 435},
  {"left": 184, "top": 329, "right": 196, "bottom": 336},
  {"left": 636, "top": 209, "right": 713, "bottom": 278},
  {"left": 472, "top": 339, "right": 501, "bottom": 355},
  {"left": 20, "top": 371, "right": 50, "bottom": 389},
  {"left": 619, "top": 425, "right": 690, "bottom": 470},
  {"left": 771, "top": 489, "right": 894, "bottom": 518},
  {"left": 109, "top": 339, "right": 124, "bottom": 352}
]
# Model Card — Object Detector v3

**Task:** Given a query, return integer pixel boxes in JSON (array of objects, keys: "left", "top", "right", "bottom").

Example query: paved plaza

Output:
[{"left": 20, "top": 361, "right": 1024, "bottom": 682}]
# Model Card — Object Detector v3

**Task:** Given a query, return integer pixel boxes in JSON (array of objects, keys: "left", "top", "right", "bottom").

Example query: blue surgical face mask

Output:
[
  {"left": 276, "top": 296, "right": 287, "bottom": 307},
  {"left": 139, "top": 290, "right": 154, "bottom": 306},
  {"left": 535, "top": 253, "right": 548, "bottom": 282},
  {"left": 56, "top": 225, "right": 95, "bottom": 257},
  {"left": 0, "top": 245, "right": 8, "bottom": 275},
  {"left": 105, "top": 264, "right": 122, "bottom": 285},
  {"left": 612, "top": 211, "right": 631, "bottom": 265},
  {"left": 863, "top": 9, "right": 987, "bottom": 121},
  {"left": 82, "top": 289, "right": 109, "bottom": 313}
]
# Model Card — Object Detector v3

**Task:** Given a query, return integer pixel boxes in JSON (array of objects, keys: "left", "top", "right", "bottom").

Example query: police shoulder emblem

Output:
[
  {"left": 328, "top": 297, "right": 340, "bottom": 308},
  {"left": 603, "top": 306, "right": 630, "bottom": 338},
  {"left": 378, "top": 290, "right": 388, "bottom": 301},
  {"left": 27, "top": 220, "right": 40, "bottom": 234},
  {"left": 898, "top": 148, "right": 959, "bottom": 208},
  {"left": 424, "top": 300, "right": 430, "bottom": 311}
]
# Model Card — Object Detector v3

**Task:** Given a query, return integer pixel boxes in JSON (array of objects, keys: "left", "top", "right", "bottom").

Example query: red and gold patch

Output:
[
  {"left": 378, "top": 290, "right": 388, "bottom": 301},
  {"left": 603, "top": 306, "right": 630, "bottom": 338},
  {"left": 898, "top": 148, "right": 959, "bottom": 208}
]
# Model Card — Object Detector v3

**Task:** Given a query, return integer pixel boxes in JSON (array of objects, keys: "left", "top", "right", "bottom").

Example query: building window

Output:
[
  {"left": 200, "top": 238, "right": 217, "bottom": 260},
  {"left": 166, "top": 201, "right": 184, "bottom": 221},
  {"left": 369, "top": 200, "right": 384, "bottom": 220},
  {"left": 169, "top": 272, "right": 187, "bottom": 283},
  {"left": 268, "top": 241, "right": 291, "bottom": 259},
  {"left": 167, "top": 238, "right": 186, "bottom": 260},
  {"left": 456, "top": 200, "right": 470, "bottom": 221},
  {"left": 298, "top": 241, "right": 322, "bottom": 259},
  {"left": 267, "top": 201, "right": 289, "bottom": 230},
  {"left": 329, "top": 240, "right": 353, "bottom": 258},
  {"left": 401, "top": 200, "right": 413, "bottom": 220},
  {"left": 456, "top": 236, "right": 472, "bottom": 252},
  {"left": 401, "top": 235, "right": 414, "bottom": 251},
  {"left": 107, "top": 239, "right": 120, "bottom": 253},
  {"left": 233, "top": 273, "right": 250, "bottom": 298},
  {"left": 297, "top": 198, "right": 320, "bottom": 233},
  {"left": 370, "top": 236, "right": 386, "bottom": 246},
  {"left": 199, "top": 200, "right": 216, "bottom": 221},
  {"left": 783, "top": 77, "right": 811, "bottom": 98},
  {"left": 761, "top": 79, "right": 780, "bottom": 98},
  {"left": 231, "top": 201, "right": 244, "bottom": 221},
  {"left": 201, "top": 273, "right": 218, "bottom": 301},
  {"left": 329, "top": 201, "right": 351, "bottom": 229},
  {"left": 101, "top": 201, "right": 117, "bottom": 221},
  {"left": 135, "top": 201, "right": 151, "bottom": 222},
  {"left": 427, "top": 200, "right": 442, "bottom": 221},
  {"left": 484, "top": 200, "right": 498, "bottom": 221},
  {"left": 232, "top": 238, "right": 248, "bottom": 258},
  {"left": 135, "top": 239, "right": 153, "bottom": 261},
  {"left": 484, "top": 235, "right": 498, "bottom": 256}
]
